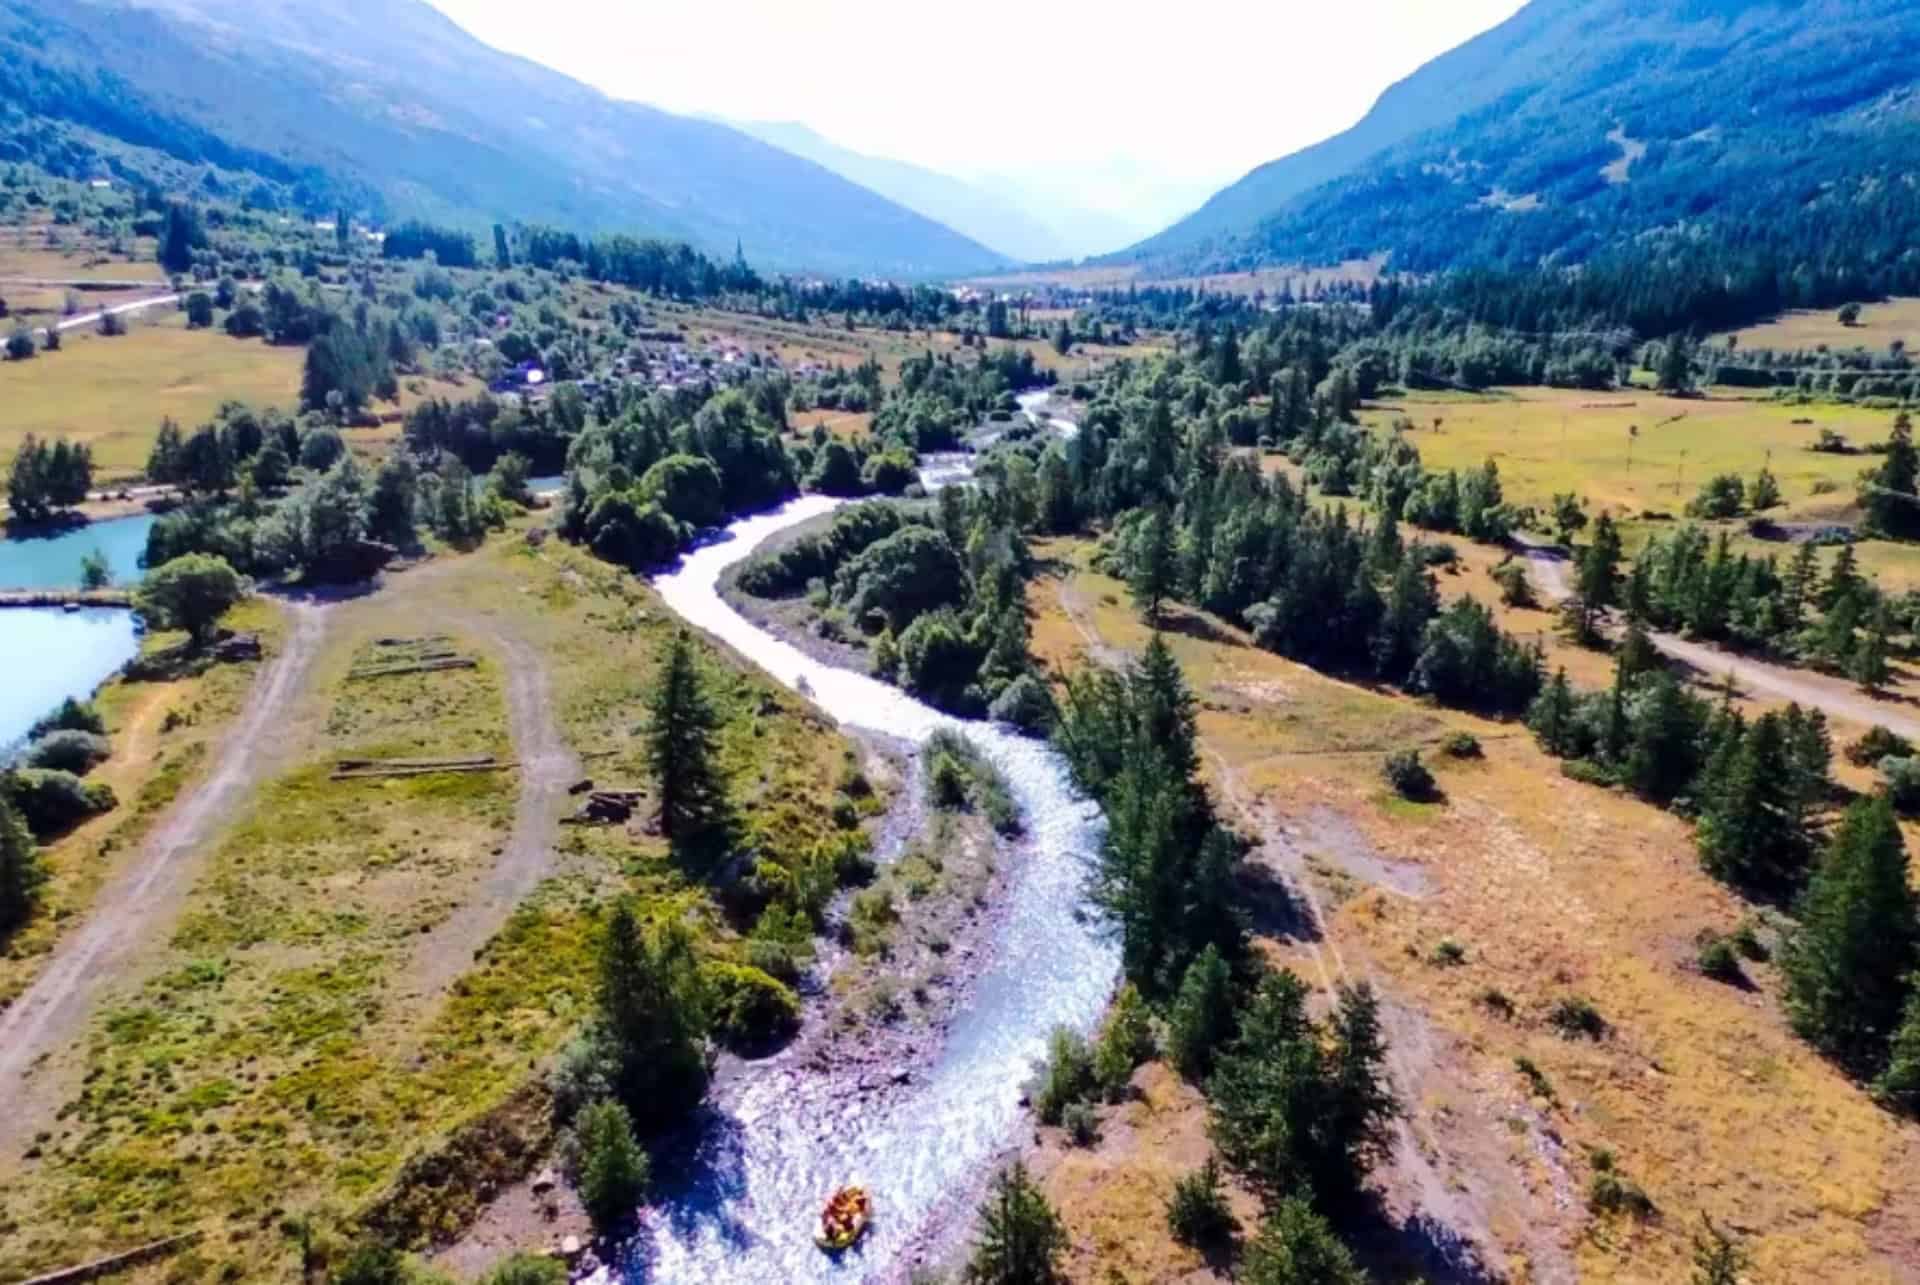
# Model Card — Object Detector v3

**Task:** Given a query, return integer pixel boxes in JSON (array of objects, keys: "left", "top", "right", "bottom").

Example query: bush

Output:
[
  {"left": 22, "top": 729, "right": 111, "bottom": 775},
  {"left": 1587, "top": 1149, "right": 1655, "bottom": 1220},
  {"left": 575, "top": 1098, "right": 649, "bottom": 1233},
  {"left": 5, "top": 769, "right": 116, "bottom": 838},
  {"left": 1849, "top": 725, "right": 1914, "bottom": 767},
  {"left": 1882, "top": 756, "right": 1920, "bottom": 815},
  {"left": 1034, "top": 1026, "right": 1093, "bottom": 1126},
  {"left": 29, "top": 697, "right": 105, "bottom": 739},
  {"left": 1515, "top": 1056, "right": 1556, "bottom": 1103},
  {"left": 988, "top": 673, "right": 1058, "bottom": 736},
  {"left": 1091, "top": 984, "right": 1154, "bottom": 1102},
  {"left": 1696, "top": 935, "right": 1743, "bottom": 984},
  {"left": 1166, "top": 1157, "right": 1239, "bottom": 1248},
  {"left": 1062, "top": 1100, "right": 1097, "bottom": 1147},
  {"left": 702, "top": 962, "right": 800, "bottom": 1052},
  {"left": 1382, "top": 748, "right": 1435, "bottom": 800},
  {"left": 477, "top": 1254, "right": 566, "bottom": 1285},
  {"left": 1440, "top": 731, "right": 1482, "bottom": 759},
  {"left": 1548, "top": 996, "right": 1609, "bottom": 1040},
  {"left": 1430, "top": 938, "right": 1468, "bottom": 966},
  {"left": 1242, "top": 1197, "right": 1367, "bottom": 1285}
]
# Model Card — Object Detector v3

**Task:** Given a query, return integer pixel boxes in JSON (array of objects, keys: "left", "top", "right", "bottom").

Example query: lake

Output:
[
  {"left": 0, "top": 514, "right": 155, "bottom": 591},
  {"left": 0, "top": 608, "right": 141, "bottom": 751}
]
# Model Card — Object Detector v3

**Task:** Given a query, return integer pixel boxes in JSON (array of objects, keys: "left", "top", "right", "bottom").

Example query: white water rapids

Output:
[{"left": 592, "top": 406, "right": 1116, "bottom": 1282}]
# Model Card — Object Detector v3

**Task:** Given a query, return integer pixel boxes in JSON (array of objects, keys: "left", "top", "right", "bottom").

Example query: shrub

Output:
[
  {"left": 1242, "top": 1197, "right": 1367, "bottom": 1285},
  {"left": 1382, "top": 748, "right": 1435, "bottom": 800},
  {"left": 1696, "top": 935, "right": 1743, "bottom": 984},
  {"left": 5, "top": 769, "right": 116, "bottom": 838},
  {"left": 702, "top": 962, "right": 799, "bottom": 1052},
  {"left": 478, "top": 1254, "right": 566, "bottom": 1285},
  {"left": 1166, "top": 1157, "right": 1239, "bottom": 1248},
  {"left": 1548, "top": 996, "right": 1608, "bottom": 1040},
  {"left": 1034, "top": 1026, "right": 1093, "bottom": 1126},
  {"left": 1849, "top": 725, "right": 1914, "bottom": 767},
  {"left": 1587, "top": 1149, "right": 1655, "bottom": 1220},
  {"left": 22, "top": 729, "right": 111, "bottom": 775},
  {"left": 1514, "top": 1056, "right": 1556, "bottom": 1103},
  {"left": 1062, "top": 1100, "right": 1097, "bottom": 1147},
  {"left": 1729, "top": 919, "right": 1770, "bottom": 962},
  {"left": 1440, "top": 731, "right": 1482, "bottom": 759},
  {"left": 988, "top": 673, "right": 1058, "bottom": 736},
  {"left": 575, "top": 1099, "right": 649, "bottom": 1233},
  {"left": 1478, "top": 987, "right": 1516, "bottom": 1019},
  {"left": 966, "top": 1163, "right": 1066, "bottom": 1284},
  {"left": 1091, "top": 984, "right": 1154, "bottom": 1102},
  {"left": 29, "top": 697, "right": 105, "bottom": 738},
  {"left": 1881, "top": 756, "right": 1920, "bottom": 815},
  {"left": 1430, "top": 938, "right": 1468, "bottom": 966}
]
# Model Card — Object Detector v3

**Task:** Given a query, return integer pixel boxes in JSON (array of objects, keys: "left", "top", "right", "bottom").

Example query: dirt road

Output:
[
  {"left": 395, "top": 609, "right": 579, "bottom": 1007},
  {"left": 1518, "top": 538, "right": 1920, "bottom": 739},
  {"left": 0, "top": 599, "right": 330, "bottom": 1153}
]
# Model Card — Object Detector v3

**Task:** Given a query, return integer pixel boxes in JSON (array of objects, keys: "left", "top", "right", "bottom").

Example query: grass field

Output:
[
  {"left": 0, "top": 234, "right": 165, "bottom": 285},
  {"left": 963, "top": 256, "right": 1388, "bottom": 296},
  {"left": 1024, "top": 537, "right": 1920, "bottom": 1285},
  {"left": 0, "top": 524, "right": 864, "bottom": 1282},
  {"left": 1725, "top": 297, "right": 1920, "bottom": 354},
  {"left": 0, "top": 314, "right": 304, "bottom": 481}
]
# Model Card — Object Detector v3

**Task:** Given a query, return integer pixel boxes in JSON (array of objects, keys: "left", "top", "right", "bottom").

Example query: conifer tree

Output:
[
  {"left": 1168, "top": 944, "right": 1236, "bottom": 1081},
  {"left": 1696, "top": 713, "right": 1806, "bottom": 891},
  {"left": 1874, "top": 988, "right": 1920, "bottom": 1114},
  {"left": 1853, "top": 603, "right": 1893, "bottom": 694},
  {"left": 596, "top": 899, "right": 709, "bottom": 1126},
  {"left": 1242, "top": 1198, "right": 1368, "bottom": 1285},
  {"left": 1567, "top": 514, "right": 1622, "bottom": 643},
  {"left": 1783, "top": 541, "right": 1818, "bottom": 631},
  {"left": 1863, "top": 412, "right": 1920, "bottom": 538},
  {"left": 0, "top": 789, "right": 46, "bottom": 938},
  {"left": 1690, "top": 1215, "right": 1747, "bottom": 1285},
  {"left": 1129, "top": 506, "right": 1177, "bottom": 623},
  {"left": 646, "top": 630, "right": 730, "bottom": 861},
  {"left": 1528, "top": 668, "right": 1577, "bottom": 757},
  {"left": 965, "top": 1162, "right": 1066, "bottom": 1285},
  {"left": 1783, "top": 798, "right": 1918, "bottom": 1074},
  {"left": 1625, "top": 672, "right": 1701, "bottom": 803}
]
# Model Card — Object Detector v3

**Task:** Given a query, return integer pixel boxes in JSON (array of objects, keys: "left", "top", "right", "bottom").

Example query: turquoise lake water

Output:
[
  {"left": 1, "top": 515, "right": 154, "bottom": 751},
  {"left": 0, "top": 514, "right": 154, "bottom": 591},
  {"left": 0, "top": 608, "right": 141, "bottom": 750}
]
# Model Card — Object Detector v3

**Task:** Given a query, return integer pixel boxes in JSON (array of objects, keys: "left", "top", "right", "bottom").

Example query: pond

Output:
[
  {"left": 0, "top": 514, "right": 155, "bottom": 591},
  {"left": 0, "top": 608, "right": 140, "bottom": 752}
]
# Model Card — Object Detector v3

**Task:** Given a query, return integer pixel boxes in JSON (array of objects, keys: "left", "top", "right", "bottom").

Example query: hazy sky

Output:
[{"left": 423, "top": 0, "right": 1529, "bottom": 189}]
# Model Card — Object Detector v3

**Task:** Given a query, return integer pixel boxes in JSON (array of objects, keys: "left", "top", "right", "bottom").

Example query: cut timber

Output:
[
  {"left": 18, "top": 1232, "right": 203, "bottom": 1285},
  {"left": 333, "top": 755, "right": 498, "bottom": 771},
  {"left": 330, "top": 756, "right": 514, "bottom": 781},
  {"left": 347, "top": 656, "right": 479, "bottom": 680},
  {"left": 563, "top": 788, "right": 646, "bottom": 825}
]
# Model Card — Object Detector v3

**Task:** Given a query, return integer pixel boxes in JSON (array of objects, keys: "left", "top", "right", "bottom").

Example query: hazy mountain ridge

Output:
[
  {"left": 0, "top": 0, "right": 1010, "bottom": 276},
  {"left": 1128, "top": 0, "right": 1920, "bottom": 277}
]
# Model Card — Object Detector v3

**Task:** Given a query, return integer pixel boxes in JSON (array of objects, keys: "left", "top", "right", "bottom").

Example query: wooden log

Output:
[
  {"left": 19, "top": 1232, "right": 202, "bottom": 1285},
  {"left": 334, "top": 755, "right": 497, "bottom": 771},
  {"left": 346, "top": 657, "right": 479, "bottom": 680},
  {"left": 331, "top": 761, "right": 516, "bottom": 781}
]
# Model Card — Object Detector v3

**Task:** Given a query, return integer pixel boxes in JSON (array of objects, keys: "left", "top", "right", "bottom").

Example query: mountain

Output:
[
  {"left": 727, "top": 120, "right": 1073, "bottom": 264},
  {"left": 1128, "top": 0, "right": 1920, "bottom": 278},
  {"left": 0, "top": 0, "right": 1010, "bottom": 278},
  {"left": 969, "top": 157, "right": 1224, "bottom": 261}
]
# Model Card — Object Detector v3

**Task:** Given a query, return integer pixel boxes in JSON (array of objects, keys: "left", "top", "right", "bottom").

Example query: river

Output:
[{"left": 599, "top": 445, "right": 1116, "bottom": 1281}]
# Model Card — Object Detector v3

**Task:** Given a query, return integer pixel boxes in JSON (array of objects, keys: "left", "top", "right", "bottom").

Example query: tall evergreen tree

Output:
[
  {"left": 1129, "top": 505, "right": 1177, "bottom": 623},
  {"left": 1567, "top": 514, "right": 1623, "bottom": 643},
  {"left": 964, "top": 1162, "right": 1066, "bottom": 1285},
  {"left": 0, "top": 788, "right": 46, "bottom": 938},
  {"left": 1696, "top": 712, "right": 1808, "bottom": 892},
  {"left": 1863, "top": 412, "right": 1920, "bottom": 538},
  {"left": 646, "top": 631, "right": 731, "bottom": 862},
  {"left": 596, "top": 899, "right": 709, "bottom": 1127},
  {"left": 1874, "top": 988, "right": 1920, "bottom": 1114},
  {"left": 1528, "top": 667, "right": 1577, "bottom": 756},
  {"left": 1783, "top": 798, "right": 1918, "bottom": 1074}
]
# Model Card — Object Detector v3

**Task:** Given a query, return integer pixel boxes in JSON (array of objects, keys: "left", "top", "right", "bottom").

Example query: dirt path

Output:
[
  {"left": 1518, "top": 537, "right": 1920, "bottom": 738},
  {"left": 0, "top": 599, "right": 330, "bottom": 1154},
  {"left": 393, "top": 609, "right": 579, "bottom": 1008}
]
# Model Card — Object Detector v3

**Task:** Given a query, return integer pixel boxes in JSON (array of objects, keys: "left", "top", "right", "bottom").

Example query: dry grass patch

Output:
[
  {"left": 1724, "top": 297, "right": 1920, "bottom": 355},
  {"left": 0, "top": 314, "right": 302, "bottom": 481}
]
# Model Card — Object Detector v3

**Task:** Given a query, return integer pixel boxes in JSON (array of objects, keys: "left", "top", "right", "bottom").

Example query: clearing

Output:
[
  {"left": 1724, "top": 298, "right": 1920, "bottom": 355},
  {"left": 1021, "top": 535, "right": 1920, "bottom": 1284},
  {"left": 0, "top": 313, "right": 303, "bottom": 481}
]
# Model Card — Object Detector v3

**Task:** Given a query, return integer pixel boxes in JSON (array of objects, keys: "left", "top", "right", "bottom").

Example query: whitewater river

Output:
[{"left": 599, "top": 424, "right": 1116, "bottom": 1281}]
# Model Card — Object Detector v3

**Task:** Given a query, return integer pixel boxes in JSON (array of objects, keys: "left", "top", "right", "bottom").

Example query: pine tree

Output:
[
  {"left": 1783, "top": 798, "right": 1918, "bottom": 1074},
  {"left": 1129, "top": 506, "right": 1177, "bottom": 623},
  {"left": 1783, "top": 541, "right": 1818, "bottom": 632},
  {"left": 596, "top": 899, "right": 709, "bottom": 1127},
  {"left": 646, "top": 631, "right": 730, "bottom": 861},
  {"left": 1527, "top": 668, "right": 1577, "bottom": 757},
  {"left": 1696, "top": 713, "right": 1806, "bottom": 892},
  {"left": 1567, "top": 514, "right": 1622, "bottom": 643},
  {"left": 1625, "top": 672, "right": 1701, "bottom": 804},
  {"left": 576, "top": 1098, "right": 649, "bottom": 1232},
  {"left": 1372, "top": 555, "right": 1438, "bottom": 682},
  {"left": 1657, "top": 333, "right": 1694, "bottom": 395},
  {"left": 1863, "top": 412, "right": 1920, "bottom": 538},
  {"left": 1874, "top": 987, "right": 1920, "bottom": 1114},
  {"left": 965, "top": 1162, "right": 1066, "bottom": 1285},
  {"left": 0, "top": 789, "right": 46, "bottom": 938},
  {"left": 1821, "top": 542, "right": 1863, "bottom": 612},
  {"left": 1853, "top": 603, "right": 1893, "bottom": 693},
  {"left": 1167, "top": 945, "right": 1235, "bottom": 1080},
  {"left": 1241, "top": 1197, "right": 1368, "bottom": 1285}
]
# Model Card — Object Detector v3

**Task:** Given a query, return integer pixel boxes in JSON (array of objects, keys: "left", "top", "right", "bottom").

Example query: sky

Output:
[{"left": 422, "top": 0, "right": 1530, "bottom": 200}]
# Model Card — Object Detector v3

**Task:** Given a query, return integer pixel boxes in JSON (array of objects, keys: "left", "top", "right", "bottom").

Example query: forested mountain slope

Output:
[
  {"left": 1129, "top": 0, "right": 1920, "bottom": 285},
  {"left": 0, "top": 0, "right": 1009, "bottom": 277}
]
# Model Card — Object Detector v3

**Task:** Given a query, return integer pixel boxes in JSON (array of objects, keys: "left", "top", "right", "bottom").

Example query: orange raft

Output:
[{"left": 814, "top": 1185, "right": 871, "bottom": 1251}]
